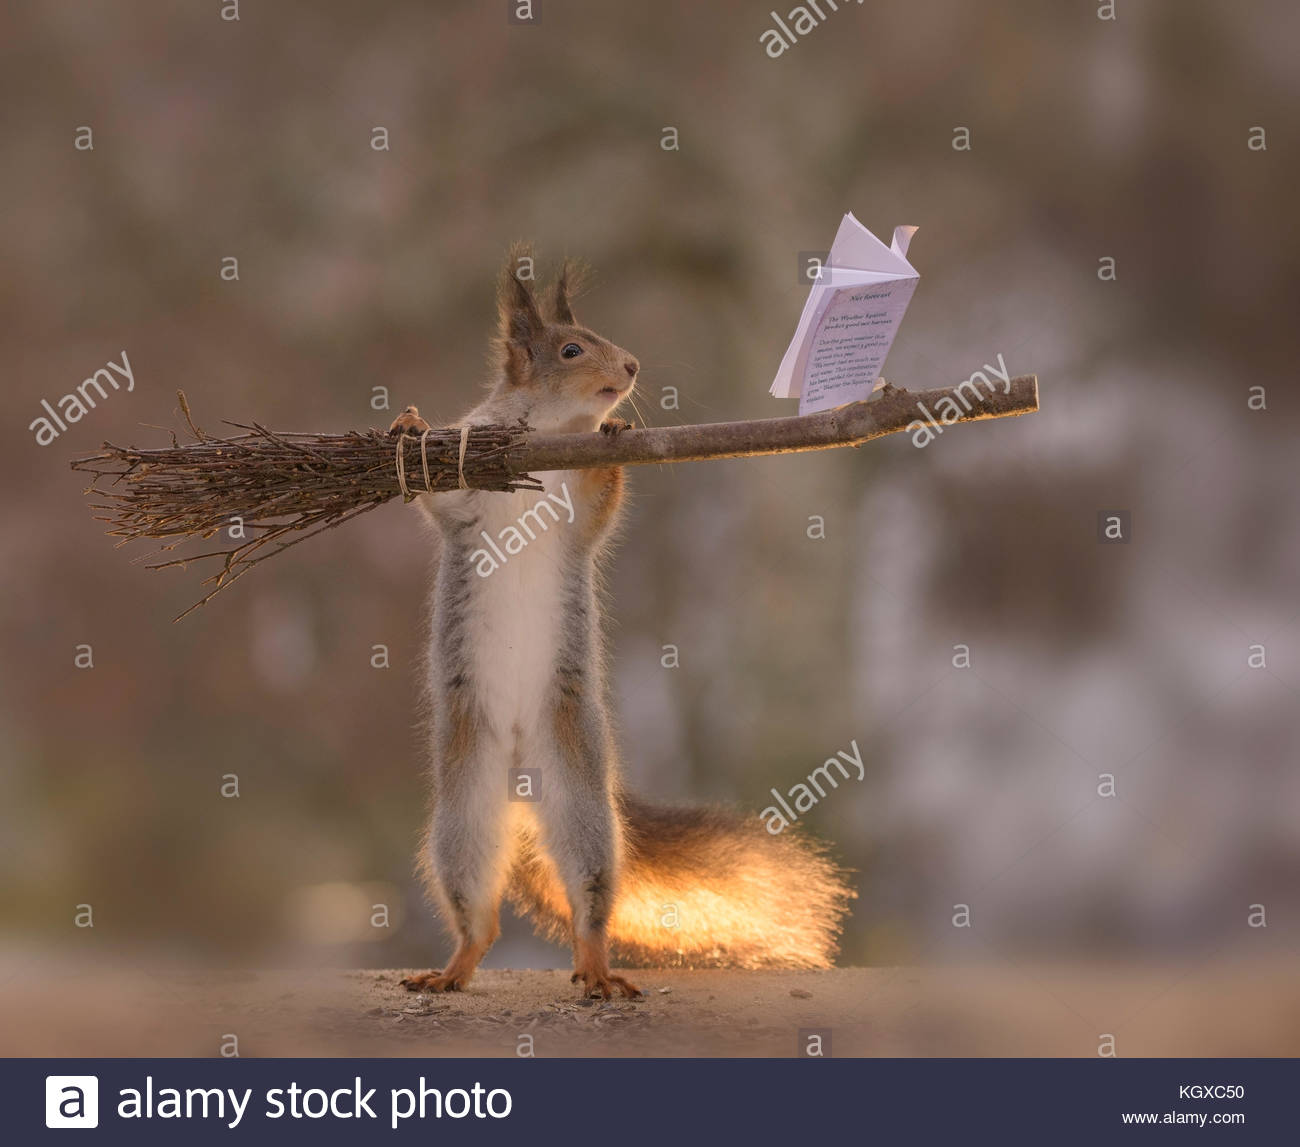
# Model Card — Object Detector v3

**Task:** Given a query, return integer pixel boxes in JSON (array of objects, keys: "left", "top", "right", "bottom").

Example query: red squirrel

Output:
[{"left": 392, "top": 246, "right": 852, "bottom": 998}]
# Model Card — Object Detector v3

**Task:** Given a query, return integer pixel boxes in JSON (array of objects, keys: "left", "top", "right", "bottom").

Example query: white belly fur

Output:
[{"left": 462, "top": 472, "right": 572, "bottom": 756}]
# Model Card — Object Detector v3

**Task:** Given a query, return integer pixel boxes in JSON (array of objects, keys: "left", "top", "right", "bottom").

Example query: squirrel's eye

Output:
[{"left": 561, "top": 343, "right": 584, "bottom": 359}]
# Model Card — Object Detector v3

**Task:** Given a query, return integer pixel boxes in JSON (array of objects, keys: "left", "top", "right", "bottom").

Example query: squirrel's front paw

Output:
[
  {"left": 388, "top": 405, "right": 431, "bottom": 436},
  {"left": 599, "top": 417, "right": 634, "bottom": 436}
]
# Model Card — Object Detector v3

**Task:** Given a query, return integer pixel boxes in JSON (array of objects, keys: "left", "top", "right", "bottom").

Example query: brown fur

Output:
[{"left": 508, "top": 794, "right": 855, "bottom": 970}]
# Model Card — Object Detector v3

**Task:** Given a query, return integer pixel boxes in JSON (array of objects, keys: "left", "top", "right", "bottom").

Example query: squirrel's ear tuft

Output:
[
  {"left": 548, "top": 258, "right": 589, "bottom": 326},
  {"left": 496, "top": 242, "right": 545, "bottom": 383}
]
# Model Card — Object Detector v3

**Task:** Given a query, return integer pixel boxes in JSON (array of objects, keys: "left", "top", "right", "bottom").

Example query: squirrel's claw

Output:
[
  {"left": 388, "top": 405, "right": 431, "bottom": 436},
  {"left": 599, "top": 417, "right": 634, "bottom": 436}
]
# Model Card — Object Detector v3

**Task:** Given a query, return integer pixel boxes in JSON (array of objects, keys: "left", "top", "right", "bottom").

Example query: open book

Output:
[{"left": 770, "top": 213, "right": 919, "bottom": 415}]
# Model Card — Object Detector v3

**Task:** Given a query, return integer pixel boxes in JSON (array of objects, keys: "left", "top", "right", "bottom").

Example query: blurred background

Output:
[{"left": 1, "top": 0, "right": 1297, "bottom": 1009}]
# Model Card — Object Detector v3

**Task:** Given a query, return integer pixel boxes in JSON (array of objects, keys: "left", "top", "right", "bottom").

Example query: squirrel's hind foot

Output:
[
  {"left": 571, "top": 969, "right": 642, "bottom": 1000},
  {"left": 400, "top": 970, "right": 464, "bottom": 993}
]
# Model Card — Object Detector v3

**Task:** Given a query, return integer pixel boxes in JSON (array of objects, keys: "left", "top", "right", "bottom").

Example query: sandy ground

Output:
[{"left": 3, "top": 958, "right": 1298, "bottom": 1058}]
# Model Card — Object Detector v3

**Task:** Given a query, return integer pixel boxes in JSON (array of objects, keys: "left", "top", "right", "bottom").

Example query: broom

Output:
[{"left": 71, "top": 377, "right": 1039, "bottom": 619}]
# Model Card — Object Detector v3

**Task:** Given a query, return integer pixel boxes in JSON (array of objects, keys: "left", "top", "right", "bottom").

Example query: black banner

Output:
[{"left": 15, "top": 1058, "right": 1294, "bottom": 1143}]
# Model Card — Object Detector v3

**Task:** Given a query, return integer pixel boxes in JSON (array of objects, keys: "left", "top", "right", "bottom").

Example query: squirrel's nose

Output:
[{"left": 624, "top": 359, "right": 639, "bottom": 378}]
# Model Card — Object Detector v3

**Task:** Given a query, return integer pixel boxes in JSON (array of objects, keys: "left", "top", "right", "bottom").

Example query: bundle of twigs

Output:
[{"left": 71, "top": 392, "right": 539, "bottom": 620}]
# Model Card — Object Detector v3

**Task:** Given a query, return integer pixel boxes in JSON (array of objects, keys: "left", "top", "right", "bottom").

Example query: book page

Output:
[
  {"left": 797, "top": 276, "right": 917, "bottom": 414},
  {"left": 771, "top": 266, "right": 866, "bottom": 398}
]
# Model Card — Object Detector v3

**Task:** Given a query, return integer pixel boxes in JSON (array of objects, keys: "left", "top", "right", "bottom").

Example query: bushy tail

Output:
[{"left": 508, "top": 794, "right": 855, "bottom": 969}]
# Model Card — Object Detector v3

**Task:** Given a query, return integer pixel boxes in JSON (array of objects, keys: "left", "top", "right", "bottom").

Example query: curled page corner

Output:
[{"left": 891, "top": 225, "right": 918, "bottom": 260}]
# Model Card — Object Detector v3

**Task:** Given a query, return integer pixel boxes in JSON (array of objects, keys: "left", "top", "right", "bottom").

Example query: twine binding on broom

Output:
[{"left": 395, "top": 425, "right": 472, "bottom": 498}]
